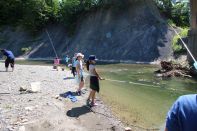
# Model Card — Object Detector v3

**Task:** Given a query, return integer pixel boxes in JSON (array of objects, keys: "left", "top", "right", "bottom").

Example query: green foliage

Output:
[
  {"left": 154, "top": 0, "right": 189, "bottom": 27},
  {"left": 21, "top": 47, "right": 32, "bottom": 54},
  {"left": 167, "top": 19, "right": 176, "bottom": 26},
  {"left": 0, "top": 0, "right": 61, "bottom": 31},
  {"left": 59, "top": 0, "right": 102, "bottom": 35},
  {"left": 0, "top": 0, "right": 104, "bottom": 33},
  {"left": 172, "top": 28, "right": 189, "bottom": 53}
]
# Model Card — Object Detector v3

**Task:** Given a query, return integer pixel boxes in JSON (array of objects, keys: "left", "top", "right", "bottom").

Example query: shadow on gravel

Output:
[
  {"left": 59, "top": 91, "right": 78, "bottom": 97},
  {"left": 63, "top": 77, "right": 75, "bottom": 80},
  {"left": 66, "top": 105, "right": 91, "bottom": 117},
  {"left": 0, "top": 70, "right": 10, "bottom": 72}
]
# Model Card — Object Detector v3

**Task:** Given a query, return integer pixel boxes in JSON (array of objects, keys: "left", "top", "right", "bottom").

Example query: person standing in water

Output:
[
  {"left": 76, "top": 53, "right": 85, "bottom": 96},
  {"left": 86, "top": 55, "right": 104, "bottom": 107},
  {"left": 0, "top": 49, "right": 15, "bottom": 72}
]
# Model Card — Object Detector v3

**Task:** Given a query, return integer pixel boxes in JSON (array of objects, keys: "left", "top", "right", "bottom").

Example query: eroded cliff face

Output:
[
  {"left": 0, "top": 0, "right": 173, "bottom": 62},
  {"left": 69, "top": 0, "right": 173, "bottom": 61}
]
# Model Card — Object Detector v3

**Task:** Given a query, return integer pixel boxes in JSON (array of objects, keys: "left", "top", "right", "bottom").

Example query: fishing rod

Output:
[
  {"left": 169, "top": 24, "right": 197, "bottom": 70},
  {"left": 45, "top": 29, "right": 58, "bottom": 58}
]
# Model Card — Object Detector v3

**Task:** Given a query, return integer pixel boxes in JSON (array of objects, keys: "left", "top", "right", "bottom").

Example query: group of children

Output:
[
  {"left": 0, "top": 48, "right": 103, "bottom": 107},
  {"left": 54, "top": 53, "right": 104, "bottom": 107},
  {"left": 73, "top": 53, "right": 104, "bottom": 107}
]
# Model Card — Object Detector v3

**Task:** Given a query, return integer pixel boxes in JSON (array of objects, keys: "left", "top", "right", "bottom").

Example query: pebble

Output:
[
  {"left": 21, "top": 119, "right": 28, "bottom": 123},
  {"left": 19, "top": 86, "right": 27, "bottom": 92},
  {"left": 125, "top": 127, "right": 132, "bottom": 131},
  {"left": 18, "top": 126, "right": 25, "bottom": 131},
  {"left": 6, "top": 126, "right": 14, "bottom": 131},
  {"left": 25, "top": 106, "right": 34, "bottom": 111}
]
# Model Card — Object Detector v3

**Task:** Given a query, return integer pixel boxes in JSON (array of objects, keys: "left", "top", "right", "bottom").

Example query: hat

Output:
[
  {"left": 76, "top": 53, "right": 84, "bottom": 58},
  {"left": 88, "top": 55, "right": 98, "bottom": 61},
  {"left": 0, "top": 49, "right": 5, "bottom": 52}
]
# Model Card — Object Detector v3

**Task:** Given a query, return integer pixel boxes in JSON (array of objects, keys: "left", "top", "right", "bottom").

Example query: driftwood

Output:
[{"left": 155, "top": 61, "right": 191, "bottom": 78}]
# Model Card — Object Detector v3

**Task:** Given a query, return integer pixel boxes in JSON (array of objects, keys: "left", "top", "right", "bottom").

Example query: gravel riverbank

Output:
[{"left": 0, "top": 63, "right": 127, "bottom": 131}]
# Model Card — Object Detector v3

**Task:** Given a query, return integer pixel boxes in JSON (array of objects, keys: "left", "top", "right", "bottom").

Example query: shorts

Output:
[
  {"left": 5, "top": 58, "right": 14, "bottom": 68},
  {"left": 72, "top": 67, "right": 76, "bottom": 74},
  {"left": 90, "top": 76, "right": 100, "bottom": 92},
  {"left": 80, "top": 75, "right": 84, "bottom": 82},
  {"left": 76, "top": 75, "right": 84, "bottom": 83}
]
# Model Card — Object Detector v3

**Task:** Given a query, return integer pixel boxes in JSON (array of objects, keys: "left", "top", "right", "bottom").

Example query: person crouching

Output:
[{"left": 0, "top": 49, "right": 15, "bottom": 72}]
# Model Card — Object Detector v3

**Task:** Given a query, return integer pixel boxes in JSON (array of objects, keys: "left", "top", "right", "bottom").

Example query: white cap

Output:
[{"left": 76, "top": 53, "right": 84, "bottom": 58}]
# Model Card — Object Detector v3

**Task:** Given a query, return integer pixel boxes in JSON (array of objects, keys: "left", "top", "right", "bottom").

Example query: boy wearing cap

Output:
[{"left": 86, "top": 55, "right": 104, "bottom": 107}]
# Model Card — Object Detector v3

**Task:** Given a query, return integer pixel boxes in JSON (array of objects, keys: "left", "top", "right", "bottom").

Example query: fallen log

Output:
[{"left": 155, "top": 61, "right": 192, "bottom": 78}]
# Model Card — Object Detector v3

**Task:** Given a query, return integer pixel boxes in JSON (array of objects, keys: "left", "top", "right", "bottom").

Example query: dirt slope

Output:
[{"left": 0, "top": 0, "right": 173, "bottom": 62}]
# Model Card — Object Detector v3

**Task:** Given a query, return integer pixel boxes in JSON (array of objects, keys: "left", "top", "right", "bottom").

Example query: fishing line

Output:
[
  {"left": 105, "top": 78, "right": 160, "bottom": 87},
  {"left": 104, "top": 78, "right": 194, "bottom": 93}
]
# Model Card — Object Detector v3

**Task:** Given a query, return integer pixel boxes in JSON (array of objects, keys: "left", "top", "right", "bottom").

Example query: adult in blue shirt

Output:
[
  {"left": 0, "top": 49, "right": 15, "bottom": 72},
  {"left": 165, "top": 94, "right": 197, "bottom": 131}
]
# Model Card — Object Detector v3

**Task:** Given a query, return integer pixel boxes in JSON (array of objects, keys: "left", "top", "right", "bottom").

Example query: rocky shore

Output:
[{"left": 0, "top": 63, "right": 130, "bottom": 131}]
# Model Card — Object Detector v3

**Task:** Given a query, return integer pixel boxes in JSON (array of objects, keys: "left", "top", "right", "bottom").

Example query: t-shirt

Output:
[
  {"left": 65, "top": 57, "right": 70, "bottom": 63},
  {"left": 76, "top": 60, "right": 83, "bottom": 76},
  {"left": 166, "top": 94, "right": 197, "bottom": 131},
  {"left": 54, "top": 58, "right": 60, "bottom": 65},
  {"left": 89, "top": 64, "right": 97, "bottom": 76},
  {"left": 72, "top": 57, "right": 77, "bottom": 67},
  {"left": 3, "top": 50, "right": 15, "bottom": 59}
]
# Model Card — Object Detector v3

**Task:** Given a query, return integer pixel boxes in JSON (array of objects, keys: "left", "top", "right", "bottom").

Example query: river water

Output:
[
  {"left": 14, "top": 60, "right": 197, "bottom": 129},
  {"left": 97, "top": 64, "right": 197, "bottom": 129}
]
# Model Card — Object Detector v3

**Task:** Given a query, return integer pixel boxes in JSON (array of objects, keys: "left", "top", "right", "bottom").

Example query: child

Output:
[
  {"left": 65, "top": 55, "right": 70, "bottom": 66},
  {"left": 54, "top": 57, "right": 60, "bottom": 71},
  {"left": 76, "top": 53, "right": 85, "bottom": 95},
  {"left": 86, "top": 55, "right": 104, "bottom": 107}
]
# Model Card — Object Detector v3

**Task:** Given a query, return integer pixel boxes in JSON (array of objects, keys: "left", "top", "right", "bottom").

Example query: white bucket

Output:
[{"left": 30, "top": 82, "right": 41, "bottom": 92}]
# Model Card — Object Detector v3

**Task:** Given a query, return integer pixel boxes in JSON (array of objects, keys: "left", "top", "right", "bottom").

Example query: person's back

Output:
[
  {"left": 166, "top": 94, "right": 197, "bottom": 131},
  {"left": 72, "top": 57, "right": 76, "bottom": 67},
  {"left": 3, "top": 50, "right": 15, "bottom": 59}
]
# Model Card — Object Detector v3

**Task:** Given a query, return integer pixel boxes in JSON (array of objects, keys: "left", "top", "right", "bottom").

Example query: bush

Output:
[
  {"left": 154, "top": 0, "right": 189, "bottom": 27},
  {"left": 21, "top": 47, "right": 32, "bottom": 54},
  {"left": 172, "top": 28, "right": 188, "bottom": 53}
]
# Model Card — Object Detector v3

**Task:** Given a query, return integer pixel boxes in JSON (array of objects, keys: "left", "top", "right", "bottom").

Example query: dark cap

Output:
[
  {"left": 88, "top": 55, "right": 98, "bottom": 61},
  {"left": 0, "top": 49, "right": 5, "bottom": 52}
]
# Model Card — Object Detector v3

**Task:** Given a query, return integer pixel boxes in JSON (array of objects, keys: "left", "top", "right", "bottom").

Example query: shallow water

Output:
[
  {"left": 97, "top": 64, "right": 197, "bottom": 129},
  {"left": 8, "top": 60, "right": 197, "bottom": 129}
]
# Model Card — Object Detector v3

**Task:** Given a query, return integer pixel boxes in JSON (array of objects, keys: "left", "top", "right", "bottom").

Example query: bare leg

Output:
[
  {"left": 91, "top": 90, "right": 96, "bottom": 104},
  {"left": 87, "top": 90, "right": 93, "bottom": 105},
  {"left": 12, "top": 67, "right": 14, "bottom": 72},
  {"left": 78, "top": 81, "right": 84, "bottom": 91},
  {"left": 88, "top": 90, "right": 93, "bottom": 100},
  {"left": 5, "top": 68, "right": 8, "bottom": 72}
]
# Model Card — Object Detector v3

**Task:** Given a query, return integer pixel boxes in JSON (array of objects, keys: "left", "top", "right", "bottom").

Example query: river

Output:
[
  {"left": 14, "top": 60, "right": 197, "bottom": 130},
  {"left": 97, "top": 64, "right": 197, "bottom": 129}
]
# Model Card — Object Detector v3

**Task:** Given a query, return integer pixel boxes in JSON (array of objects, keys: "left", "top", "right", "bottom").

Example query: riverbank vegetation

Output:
[{"left": 0, "top": 0, "right": 190, "bottom": 31}]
